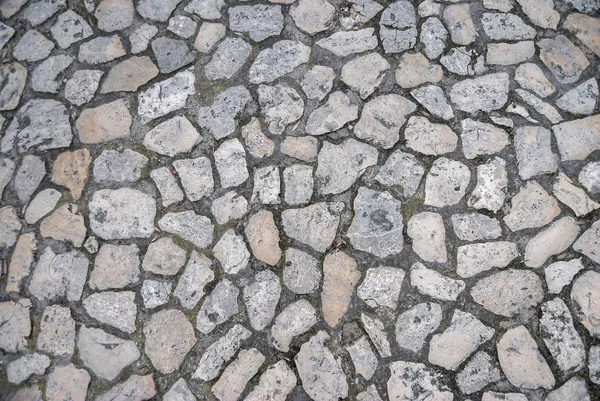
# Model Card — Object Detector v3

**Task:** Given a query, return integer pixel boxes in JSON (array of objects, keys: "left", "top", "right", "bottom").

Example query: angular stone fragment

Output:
[
  {"left": 242, "top": 118, "right": 275, "bottom": 158},
  {"left": 245, "top": 209, "right": 281, "bottom": 265},
  {"left": 15, "top": 156, "right": 46, "bottom": 205},
  {"left": 211, "top": 191, "right": 248, "bottom": 225},
  {"left": 129, "top": 23, "right": 158, "bottom": 54},
  {"left": 339, "top": 0, "right": 383, "bottom": 29},
  {"left": 249, "top": 40, "right": 311, "bottom": 84},
  {"left": 40, "top": 204, "right": 86, "bottom": 247},
  {"left": 229, "top": 5, "right": 283, "bottom": 42},
  {"left": 296, "top": 331, "right": 348, "bottom": 400},
  {"left": 78, "top": 35, "right": 126, "bottom": 64},
  {"left": 245, "top": 361, "right": 296, "bottom": 401},
  {"left": 283, "top": 248, "right": 321, "bottom": 295},
  {"left": 408, "top": 212, "right": 446, "bottom": 263},
  {"left": 556, "top": 78, "right": 598, "bottom": 116},
  {"left": 64, "top": 69, "right": 102, "bottom": 106},
  {"left": 355, "top": 94, "right": 416, "bottom": 149},
  {"left": 214, "top": 139, "right": 249, "bottom": 188},
  {"left": 0, "top": 158, "right": 15, "bottom": 198},
  {"left": 301, "top": 65, "right": 335, "bottom": 101},
  {"left": 174, "top": 252, "right": 213, "bottom": 309},
  {"left": 574, "top": 219, "right": 600, "bottom": 264},
  {"left": 424, "top": 157, "right": 470, "bottom": 207},
  {"left": 421, "top": 17, "right": 448, "bottom": 59},
  {"left": 429, "top": 310, "right": 494, "bottom": 370},
  {"left": 395, "top": 302, "right": 442, "bottom": 353},
  {"left": 271, "top": 299, "right": 317, "bottom": 352},
  {"left": 553, "top": 115, "right": 600, "bottom": 161},
  {"left": 545, "top": 258, "right": 584, "bottom": 294},
  {"left": 95, "top": 0, "right": 134, "bottom": 31},
  {"left": 515, "top": 126, "right": 558, "bottom": 179},
  {"left": 471, "top": 269, "right": 544, "bottom": 317},
  {"left": 361, "top": 313, "right": 391, "bottom": 357},
  {"left": 322, "top": 251, "right": 360, "bottom": 327},
  {"left": 468, "top": 157, "right": 507, "bottom": 212},
  {"left": 196, "top": 279, "right": 239, "bottom": 334},
  {"left": 89, "top": 188, "right": 156, "bottom": 239},
  {"left": 306, "top": 91, "right": 359, "bottom": 136},
  {"left": 37, "top": 305, "right": 76, "bottom": 355},
  {"left": 145, "top": 117, "right": 199, "bottom": 157},
  {"left": 580, "top": 161, "right": 600, "bottom": 195},
  {"left": 143, "top": 237, "right": 187, "bottom": 276},
  {"left": 173, "top": 157, "right": 214, "bottom": 201},
  {"left": 0, "top": 206, "right": 21, "bottom": 248},
  {"left": 450, "top": 73, "right": 509, "bottom": 113},
  {"left": 516, "top": 0, "right": 560, "bottom": 29},
  {"left": 283, "top": 164, "right": 313, "bottom": 205},
  {"left": 258, "top": 84, "right": 304, "bottom": 135},
  {"left": 376, "top": 150, "right": 424, "bottom": 198},
  {"left": 52, "top": 148, "right": 92, "bottom": 199},
  {"left": 164, "top": 379, "right": 195, "bottom": 401},
  {"left": 138, "top": 69, "right": 195, "bottom": 122},
  {"left": 197, "top": 86, "right": 252, "bottom": 139},
  {"left": 516, "top": 89, "right": 563, "bottom": 124},
  {"left": 51, "top": 10, "right": 92, "bottom": 49},
  {"left": 0, "top": 63, "right": 27, "bottom": 111},
  {"left": 282, "top": 202, "right": 342, "bottom": 252},
  {"left": 167, "top": 15, "right": 197, "bottom": 39},
  {"left": 346, "top": 336, "right": 378, "bottom": 380},
  {"left": 481, "top": 13, "right": 535, "bottom": 40},
  {"left": 46, "top": 364, "right": 91, "bottom": 401},
  {"left": 141, "top": 280, "right": 172, "bottom": 309},
  {"left": 25, "top": 188, "right": 61, "bottom": 224},
  {"left": 205, "top": 37, "right": 252, "bottom": 80},
  {"left": 457, "top": 242, "right": 519, "bottom": 278},
  {"left": 13, "top": 30, "right": 54, "bottom": 62},
  {"left": 358, "top": 266, "right": 404, "bottom": 309},
  {"left": 405, "top": 116, "right": 457, "bottom": 155},
  {"left": 77, "top": 325, "right": 140, "bottom": 380},
  {"left": 317, "top": 28, "right": 378, "bottom": 57},
  {"left": 342, "top": 53, "right": 389, "bottom": 99},
  {"left": 590, "top": 346, "right": 600, "bottom": 384},
  {"left": 0, "top": 0, "right": 27, "bottom": 19},
  {"left": 194, "top": 22, "right": 225, "bottom": 53},
  {"left": 441, "top": 47, "right": 486, "bottom": 76},
  {"left": 214, "top": 230, "right": 250, "bottom": 274},
  {"left": 6, "top": 234, "right": 36, "bottom": 293},
  {"left": 571, "top": 270, "right": 600, "bottom": 337},
  {"left": 138, "top": 0, "right": 183, "bottom": 21},
  {"left": 0, "top": 299, "right": 30, "bottom": 353},
  {"left": 410, "top": 262, "right": 465, "bottom": 301},
  {"left": 290, "top": 0, "right": 335, "bottom": 35},
  {"left": 497, "top": 325, "right": 556, "bottom": 389},
  {"left": 538, "top": 35, "right": 589, "bottom": 84},
  {"left": 444, "top": 4, "right": 477, "bottom": 45},
  {"left": 515, "top": 63, "right": 555, "bottom": 97},
  {"left": 483, "top": 393, "right": 528, "bottom": 401},
  {"left": 379, "top": 1, "right": 417, "bottom": 53},
  {"left": 96, "top": 375, "right": 156, "bottom": 401},
  {"left": 6, "top": 353, "right": 50, "bottom": 384},
  {"left": 525, "top": 217, "right": 580, "bottom": 267},
  {"left": 410, "top": 85, "right": 455, "bottom": 120},
  {"left": 212, "top": 348, "right": 265, "bottom": 401},
  {"left": 1, "top": 99, "right": 72, "bottom": 154},
  {"left": 461, "top": 119, "right": 509, "bottom": 159},
  {"left": 193, "top": 324, "right": 251, "bottom": 381},
  {"left": 185, "top": 0, "right": 224, "bottom": 19},
  {"left": 101, "top": 56, "right": 158, "bottom": 93},
  {"left": 243, "top": 270, "right": 281, "bottom": 330},
  {"left": 30, "top": 248, "right": 88, "bottom": 302},
  {"left": 93, "top": 149, "right": 148, "bottom": 183},
  {"left": 83, "top": 291, "right": 136, "bottom": 334},
  {"left": 487, "top": 41, "right": 535, "bottom": 65},
  {"left": 456, "top": 352, "right": 502, "bottom": 395},
  {"left": 388, "top": 361, "right": 453, "bottom": 401},
  {"left": 546, "top": 377, "right": 590, "bottom": 401},
  {"left": 90, "top": 244, "right": 140, "bottom": 290},
  {"left": 77, "top": 98, "right": 132, "bottom": 144},
  {"left": 504, "top": 181, "right": 560, "bottom": 231},
  {"left": 152, "top": 36, "right": 194, "bottom": 74}
]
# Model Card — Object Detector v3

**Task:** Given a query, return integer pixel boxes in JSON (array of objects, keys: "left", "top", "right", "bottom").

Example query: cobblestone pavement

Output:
[{"left": 0, "top": 0, "right": 600, "bottom": 400}]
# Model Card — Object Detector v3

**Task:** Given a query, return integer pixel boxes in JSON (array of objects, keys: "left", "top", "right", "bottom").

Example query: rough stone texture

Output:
[
  {"left": 214, "top": 229, "right": 250, "bottom": 274},
  {"left": 83, "top": 291, "right": 136, "bottom": 333},
  {"left": 450, "top": 73, "right": 509, "bottom": 113},
  {"left": 461, "top": 118, "right": 509, "bottom": 159},
  {"left": 346, "top": 336, "right": 378, "bottom": 380},
  {"left": 395, "top": 302, "right": 442, "bottom": 353},
  {"left": 355, "top": 95, "right": 416, "bottom": 149},
  {"left": 89, "top": 244, "right": 140, "bottom": 290},
  {"left": 212, "top": 348, "right": 265, "bottom": 401},
  {"left": 197, "top": 86, "right": 251, "bottom": 139},
  {"left": 504, "top": 181, "right": 560, "bottom": 231},
  {"left": 245, "top": 361, "right": 296, "bottom": 401},
  {"left": 306, "top": 91, "right": 358, "bottom": 136},
  {"left": 243, "top": 270, "right": 281, "bottom": 330},
  {"left": 271, "top": 299, "right": 317, "bottom": 352},
  {"left": 96, "top": 375, "right": 156, "bottom": 401},
  {"left": 196, "top": 279, "right": 239, "bottom": 334},
  {"left": 342, "top": 53, "right": 389, "bottom": 99},
  {"left": 407, "top": 212, "right": 446, "bottom": 263},
  {"left": 204, "top": 37, "right": 251, "bottom": 80},
  {"left": 538, "top": 35, "right": 590, "bottom": 84},
  {"left": 357, "top": 266, "right": 404, "bottom": 309},
  {"left": 444, "top": 4, "right": 477, "bottom": 45},
  {"left": 193, "top": 324, "right": 251, "bottom": 381},
  {"left": 138, "top": 69, "right": 195, "bottom": 122},
  {"left": 571, "top": 270, "right": 600, "bottom": 337},
  {"left": 258, "top": 84, "right": 304, "bottom": 135},
  {"left": 93, "top": 149, "right": 148, "bottom": 183},
  {"left": 379, "top": 1, "right": 417, "bottom": 53},
  {"left": 245, "top": 209, "right": 282, "bottom": 265},
  {"left": 406, "top": 116, "right": 457, "bottom": 156},
  {"left": 282, "top": 202, "right": 342, "bottom": 252},
  {"left": 525, "top": 217, "right": 580, "bottom": 267},
  {"left": 46, "top": 364, "right": 90, "bottom": 401},
  {"left": 411, "top": 262, "right": 465, "bottom": 301},
  {"left": 424, "top": 157, "right": 470, "bottom": 207},
  {"left": 553, "top": 114, "right": 600, "bottom": 161},
  {"left": 322, "top": 251, "right": 360, "bottom": 327},
  {"left": 457, "top": 242, "right": 519, "bottom": 278},
  {"left": 29, "top": 248, "right": 88, "bottom": 302},
  {"left": 173, "top": 157, "right": 214, "bottom": 201},
  {"left": 316, "top": 28, "right": 377, "bottom": 57},
  {"left": 283, "top": 248, "right": 320, "bottom": 294},
  {"left": 249, "top": 40, "right": 310, "bottom": 84},
  {"left": 6, "top": 353, "right": 51, "bottom": 384},
  {"left": 388, "top": 361, "right": 453, "bottom": 400},
  {"left": 468, "top": 157, "right": 507, "bottom": 212}
]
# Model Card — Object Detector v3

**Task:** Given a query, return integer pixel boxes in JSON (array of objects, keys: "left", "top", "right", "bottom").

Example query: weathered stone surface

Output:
[
  {"left": 271, "top": 299, "right": 317, "bottom": 352},
  {"left": 197, "top": 86, "right": 251, "bottom": 139},
  {"left": 249, "top": 40, "right": 310, "bottom": 84},
  {"left": 138, "top": 0, "right": 182, "bottom": 21},
  {"left": 89, "top": 188, "right": 156, "bottom": 239},
  {"left": 0, "top": 158, "right": 15, "bottom": 198},
  {"left": 516, "top": 0, "right": 559, "bottom": 29},
  {"left": 283, "top": 164, "right": 313, "bottom": 205},
  {"left": 30, "top": 248, "right": 88, "bottom": 302},
  {"left": 306, "top": 91, "right": 358, "bottom": 136},
  {"left": 258, "top": 85, "right": 304, "bottom": 136},
  {"left": 129, "top": 23, "right": 158, "bottom": 54},
  {"left": 90, "top": 244, "right": 140, "bottom": 290},
  {"left": 152, "top": 37, "right": 195, "bottom": 74},
  {"left": 405, "top": 116, "right": 457, "bottom": 156},
  {"left": 545, "top": 258, "right": 584, "bottom": 294},
  {"left": 93, "top": 149, "right": 148, "bottom": 183},
  {"left": 164, "top": 379, "right": 195, "bottom": 401},
  {"left": 296, "top": 331, "right": 348, "bottom": 400},
  {"left": 361, "top": 313, "right": 391, "bottom": 357},
  {"left": 516, "top": 89, "right": 563, "bottom": 124},
  {"left": 46, "top": 364, "right": 90, "bottom": 401},
  {"left": 290, "top": 0, "right": 334, "bottom": 35},
  {"left": 77, "top": 99, "right": 131, "bottom": 144},
  {"left": 229, "top": 5, "right": 283, "bottom": 42},
  {"left": 376, "top": 150, "right": 424, "bottom": 197},
  {"left": 78, "top": 35, "right": 126, "bottom": 64},
  {"left": 245, "top": 361, "right": 296, "bottom": 401},
  {"left": 174, "top": 251, "right": 214, "bottom": 309},
  {"left": 395, "top": 302, "right": 442, "bottom": 353},
  {"left": 347, "top": 188, "right": 404, "bottom": 258},
  {"left": 95, "top": 0, "right": 134, "bottom": 31},
  {"left": 243, "top": 270, "right": 281, "bottom": 330},
  {"left": 461, "top": 119, "right": 509, "bottom": 159},
  {"left": 204, "top": 37, "right": 252, "bottom": 80},
  {"left": 357, "top": 266, "right": 404, "bottom": 309},
  {"left": 168, "top": 15, "right": 197, "bottom": 38},
  {"left": 420, "top": 17, "right": 447, "bottom": 59},
  {"left": 212, "top": 191, "right": 248, "bottom": 225},
  {"left": 504, "top": 181, "right": 560, "bottom": 231},
  {"left": 196, "top": 279, "right": 239, "bottom": 334},
  {"left": 342, "top": 53, "right": 389, "bottom": 99},
  {"left": 301, "top": 65, "right": 335, "bottom": 100},
  {"left": 83, "top": 291, "right": 136, "bottom": 334},
  {"left": 64, "top": 69, "right": 102, "bottom": 106},
  {"left": 0, "top": 206, "right": 21, "bottom": 248},
  {"left": 546, "top": 377, "right": 590, "bottom": 401},
  {"left": 173, "top": 157, "right": 214, "bottom": 201},
  {"left": 185, "top": 0, "right": 224, "bottom": 19},
  {"left": 77, "top": 325, "right": 140, "bottom": 380},
  {"left": 515, "top": 63, "right": 555, "bottom": 97},
  {"left": 282, "top": 202, "right": 342, "bottom": 252},
  {"left": 193, "top": 324, "right": 251, "bottom": 381},
  {"left": 51, "top": 148, "right": 91, "bottom": 199},
  {"left": 283, "top": 248, "right": 321, "bottom": 294},
  {"left": 141, "top": 280, "right": 172, "bottom": 310},
  {"left": 251, "top": 165, "right": 280, "bottom": 204},
  {"left": 538, "top": 35, "right": 590, "bottom": 84},
  {"left": 212, "top": 348, "right": 265, "bottom": 401},
  {"left": 408, "top": 212, "right": 446, "bottom": 263},
  {"left": 487, "top": 41, "right": 535, "bottom": 65},
  {"left": 346, "top": 336, "right": 378, "bottom": 380},
  {"left": 194, "top": 22, "right": 225, "bottom": 53},
  {"left": 524, "top": 217, "right": 579, "bottom": 267},
  {"left": 514, "top": 126, "right": 557, "bottom": 180},
  {"left": 396, "top": 52, "right": 442, "bottom": 89},
  {"left": 143, "top": 237, "right": 187, "bottom": 276},
  {"left": 40, "top": 204, "right": 86, "bottom": 247},
  {"left": 456, "top": 351, "right": 502, "bottom": 395},
  {"left": 468, "top": 157, "right": 507, "bottom": 212},
  {"left": 388, "top": 361, "right": 453, "bottom": 400},
  {"left": 411, "top": 262, "right": 465, "bottom": 301},
  {"left": 410, "top": 85, "right": 455, "bottom": 121},
  {"left": 472, "top": 269, "right": 544, "bottom": 317},
  {"left": 424, "top": 157, "right": 470, "bottom": 207},
  {"left": 316, "top": 28, "right": 378, "bottom": 57},
  {"left": 50, "top": 10, "right": 92, "bottom": 49},
  {"left": 322, "top": 251, "right": 360, "bottom": 327},
  {"left": 571, "top": 270, "right": 600, "bottom": 337},
  {"left": 13, "top": 30, "right": 54, "bottom": 62},
  {"left": 379, "top": 1, "right": 417, "bottom": 53},
  {"left": 101, "top": 56, "right": 158, "bottom": 93},
  {"left": 96, "top": 375, "right": 156, "bottom": 401},
  {"left": 497, "top": 325, "right": 555, "bottom": 389},
  {"left": 450, "top": 73, "right": 509, "bottom": 113},
  {"left": 6, "top": 353, "right": 50, "bottom": 384},
  {"left": 6, "top": 234, "right": 36, "bottom": 293},
  {"left": 444, "top": 4, "right": 477, "bottom": 45},
  {"left": 0, "top": 299, "right": 30, "bottom": 353},
  {"left": 441, "top": 47, "right": 486, "bottom": 76},
  {"left": 245, "top": 209, "right": 281, "bottom": 265},
  {"left": 213, "top": 230, "right": 250, "bottom": 275},
  {"left": 138, "top": 69, "right": 195, "bottom": 122},
  {"left": 0, "top": 63, "right": 27, "bottom": 111},
  {"left": 457, "top": 242, "right": 519, "bottom": 278},
  {"left": 553, "top": 114, "right": 600, "bottom": 161},
  {"left": 481, "top": 12, "right": 535, "bottom": 40}
]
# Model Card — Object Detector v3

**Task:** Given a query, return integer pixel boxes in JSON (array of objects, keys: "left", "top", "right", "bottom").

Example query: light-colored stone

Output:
[
  {"left": 444, "top": 4, "right": 477, "bottom": 45},
  {"left": 242, "top": 118, "right": 275, "bottom": 159},
  {"left": 95, "top": 0, "right": 134, "bottom": 31},
  {"left": 46, "top": 364, "right": 90, "bottom": 401},
  {"left": 214, "top": 139, "right": 249, "bottom": 188},
  {"left": 456, "top": 351, "right": 502, "bottom": 395},
  {"left": 486, "top": 41, "right": 535, "bottom": 65},
  {"left": 361, "top": 313, "right": 391, "bottom": 357},
  {"left": 194, "top": 22, "right": 225, "bottom": 53},
  {"left": 322, "top": 251, "right": 360, "bottom": 327},
  {"left": 306, "top": 91, "right": 359, "bottom": 136},
  {"left": 258, "top": 84, "right": 304, "bottom": 135},
  {"left": 410, "top": 262, "right": 465, "bottom": 301},
  {"left": 89, "top": 244, "right": 140, "bottom": 290},
  {"left": 379, "top": 1, "right": 417, "bottom": 53},
  {"left": 211, "top": 191, "right": 248, "bottom": 225},
  {"left": 388, "top": 361, "right": 453, "bottom": 401},
  {"left": 405, "top": 116, "right": 457, "bottom": 156},
  {"left": 376, "top": 150, "right": 424, "bottom": 197},
  {"left": 249, "top": 40, "right": 311, "bottom": 84},
  {"left": 173, "top": 157, "right": 214, "bottom": 201},
  {"left": 516, "top": 0, "right": 560, "bottom": 29},
  {"left": 450, "top": 73, "right": 510, "bottom": 113},
  {"left": 524, "top": 217, "right": 580, "bottom": 267},
  {"left": 229, "top": 6, "right": 283, "bottom": 41},
  {"left": 196, "top": 279, "right": 239, "bottom": 334},
  {"left": 204, "top": 37, "right": 251, "bottom": 80},
  {"left": 164, "top": 379, "right": 195, "bottom": 401},
  {"left": 574, "top": 219, "right": 600, "bottom": 264},
  {"left": 282, "top": 202, "right": 342, "bottom": 252},
  {"left": 96, "top": 375, "right": 156, "bottom": 401},
  {"left": 29, "top": 248, "right": 88, "bottom": 302},
  {"left": 0, "top": 299, "right": 30, "bottom": 353},
  {"left": 571, "top": 270, "right": 600, "bottom": 337},
  {"left": 93, "top": 149, "right": 148, "bottom": 183},
  {"left": 271, "top": 299, "right": 317, "bottom": 352},
  {"left": 538, "top": 35, "right": 590, "bottom": 84},
  {"left": 545, "top": 258, "right": 584, "bottom": 294},
  {"left": 410, "top": 85, "right": 455, "bottom": 120},
  {"left": 214, "top": 230, "right": 250, "bottom": 275},
  {"left": 316, "top": 28, "right": 378, "bottom": 57},
  {"left": 197, "top": 86, "right": 251, "bottom": 139},
  {"left": 138, "top": 69, "right": 195, "bottom": 122},
  {"left": 396, "top": 52, "right": 442, "bottom": 89},
  {"left": 457, "top": 241, "right": 519, "bottom": 278},
  {"left": 420, "top": 17, "right": 448, "bottom": 59},
  {"left": 395, "top": 302, "right": 442, "bottom": 353},
  {"left": 174, "top": 251, "right": 214, "bottom": 309},
  {"left": 83, "top": 291, "right": 137, "bottom": 334},
  {"left": 283, "top": 164, "right": 313, "bottom": 205},
  {"left": 407, "top": 212, "right": 446, "bottom": 263},
  {"left": 150, "top": 167, "right": 184, "bottom": 207},
  {"left": 342, "top": 53, "right": 389, "bottom": 99},
  {"left": 515, "top": 63, "right": 555, "bottom": 97},
  {"left": 243, "top": 270, "right": 281, "bottom": 330},
  {"left": 77, "top": 99, "right": 131, "bottom": 144},
  {"left": 481, "top": 12, "right": 535, "bottom": 40},
  {"left": 451, "top": 213, "right": 501, "bottom": 242},
  {"left": 357, "top": 266, "right": 405, "bottom": 309},
  {"left": 553, "top": 115, "right": 600, "bottom": 161},
  {"left": 424, "top": 157, "right": 470, "bottom": 207},
  {"left": 283, "top": 248, "right": 321, "bottom": 295},
  {"left": 468, "top": 157, "right": 507, "bottom": 212},
  {"left": 101, "top": 56, "right": 158, "bottom": 93},
  {"left": 504, "top": 181, "right": 560, "bottom": 231},
  {"left": 6, "top": 234, "right": 36, "bottom": 293},
  {"left": 245, "top": 209, "right": 281, "bottom": 265},
  {"left": 143, "top": 237, "right": 186, "bottom": 276},
  {"left": 346, "top": 336, "right": 378, "bottom": 380},
  {"left": 301, "top": 65, "right": 335, "bottom": 100},
  {"left": 0, "top": 206, "right": 21, "bottom": 248},
  {"left": 212, "top": 348, "right": 264, "bottom": 401},
  {"left": 6, "top": 353, "right": 50, "bottom": 384},
  {"left": 290, "top": 0, "right": 335, "bottom": 35},
  {"left": 461, "top": 118, "right": 509, "bottom": 159},
  {"left": 193, "top": 324, "right": 251, "bottom": 381}
]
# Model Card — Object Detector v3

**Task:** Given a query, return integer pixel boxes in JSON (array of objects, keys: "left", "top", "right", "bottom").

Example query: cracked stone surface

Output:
[{"left": 1, "top": 2, "right": 600, "bottom": 400}]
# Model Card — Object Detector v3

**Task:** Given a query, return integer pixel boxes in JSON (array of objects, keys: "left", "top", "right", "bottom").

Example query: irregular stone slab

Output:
[
  {"left": 229, "top": 5, "right": 283, "bottom": 42},
  {"left": 574, "top": 219, "right": 600, "bottom": 264},
  {"left": 281, "top": 136, "right": 318, "bottom": 162},
  {"left": 283, "top": 249, "right": 321, "bottom": 295},
  {"left": 301, "top": 65, "right": 335, "bottom": 100},
  {"left": 468, "top": 157, "right": 507, "bottom": 212},
  {"left": 357, "top": 266, "right": 404, "bottom": 309},
  {"left": 213, "top": 230, "right": 249, "bottom": 275},
  {"left": 424, "top": 157, "right": 470, "bottom": 207},
  {"left": 482, "top": 393, "right": 529, "bottom": 401},
  {"left": 159, "top": 211, "right": 214, "bottom": 250},
  {"left": 144, "top": 116, "right": 200, "bottom": 157},
  {"left": 339, "top": 0, "right": 383, "bottom": 29},
  {"left": 471, "top": 269, "right": 543, "bottom": 317},
  {"left": 457, "top": 242, "right": 519, "bottom": 278},
  {"left": 138, "top": 69, "right": 195, "bottom": 122},
  {"left": 461, "top": 118, "right": 509, "bottom": 159},
  {"left": 252, "top": 170, "right": 280, "bottom": 204},
  {"left": 144, "top": 309, "right": 196, "bottom": 374},
  {"left": 100, "top": 56, "right": 158, "bottom": 93},
  {"left": 197, "top": 86, "right": 252, "bottom": 139},
  {"left": 553, "top": 114, "right": 600, "bottom": 161},
  {"left": 0, "top": 206, "right": 21, "bottom": 247},
  {"left": 538, "top": 35, "right": 589, "bottom": 84},
  {"left": 258, "top": 84, "right": 304, "bottom": 135},
  {"left": 355, "top": 94, "right": 416, "bottom": 149},
  {"left": 243, "top": 270, "right": 280, "bottom": 330},
  {"left": 51, "top": 10, "right": 92, "bottom": 49},
  {"left": 322, "top": 251, "right": 360, "bottom": 327},
  {"left": 408, "top": 212, "right": 446, "bottom": 263},
  {"left": 396, "top": 52, "right": 442, "bottom": 89},
  {"left": 95, "top": 0, "right": 134, "bottom": 31},
  {"left": 249, "top": 40, "right": 310, "bottom": 84},
  {"left": 194, "top": 22, "right": 225, "bottom": 53},
  {"left": 395, "top": 302, "right": 442, "bottom": 353},
  {"left": 29, "top": 248, "right": 88, "bottom": 302},
  {"left": 481, "top": 12, "right": 535, "bottom": 40},
  {"left": 441, "top": 47, "right": 486, "bottom": 76},
  {"left": 504, "top": 181, "right": 560, "bottom": 231},
  {"left": 196, "top": 279, "right": 239, "bottom": 334},
  {"left": 316, "top": 139, "right": 378, "bottom": 195},
  {"left": 46, "top": 364, "right": 91, "bottom": 401},
  {"left": 516, "top": 0, "right": 559, "bottom": 29},
  {"left": 242, "top": 118, "right": 275, "bottom": 158},
  {"left": 211, "top": 191, "right": 248, "bottom": 225},
  {"left": 410, "top": 85, "right": 455, "bottom": 120},
  {"left": 379, "top": 1, "right": 417, "bottom": 53},
  {"left": 271, "top": 299, "right": 317, "bottom": 352},
  {"left": 78, "top": 325, "right": 140, "bottom": 380},
  {"left": 306, "top": 91, "right": 358, "bottom": 136},
  {"left": 0, "top": 0, "right": 27, "bottom": 18},
  {"left": 6, "top": 234, "right": 36, "bottom": 293},
  {"left": 23, "top": 0, "right": 66, "bottom": 25},
  {"left": 564, "top": 13, "right": 600, "bottom": 58},
  {"left": 580, "top": 161, "right": 600, "bottom": 195},
  {"left": 296, "top": 331, "right": 348, "bottom": 400},
  {"left": 64, "top": 69, "right": 103, "bottom": 106},
  {"left": 78, "top": 35, "right": 126, "bottom": 64},
  {"left": 77, "top": 98, "right": 131, "bottom": 144},
  {"left": 497, "top": 325, "right": 555, "bottom": 389},
  {"left": 376, "top": 150, "right": 424, "bottom": 197},
  {"left": 540, "top": 298, "right": 585, "bottom": 373},
  {"left": 361, "top": 313, "right": 391, "bottom": 357},
  {"left": 405, "top": 116, "right": 458, "bottom": 155},
  {"left": 137, "top": 0, "right": 182, "bottom": 21},
  {"left": 590, "top": 346, "right": 600, "bottom": 384},
  {"left": 1, "top": 99, "right": 72, "bottom": 154},
  {"left": 515, "top": 63, "right": 555, "bottom": 97},
  {"left": 444, "top": 4, "right": 477, "bottom": 45},
  {"left": 93, "top": 149, "right": 148, "bottom": 183},
  {"left": 456, "top": 351, "right": 502, "bottom": 395},
  {"left": 245, "top": 361, "right": 296, "bottom": 401},
  {"left": 6, "top": 353, "right": 50, "bottom": 384},
  {"left": 96, "top": 375, "right": 156, "bottom": 401},
  {"left": 245, "top": 209, "right": 281, "bottom": 265},
  {"left": 89, "top": 188, "right": 156, "bottom": 239},
  {"left": 429, "top": 310, "right": 494, "bottom": 371},
  {"left": 152, "top": 36, "right": 194, "bottom": 74},
  {"left": 346, "top": 336, "right": 378, "bottom": 380},
  {"left": 212, "top": 348, "right": 264, "bottom": 401},
  {"left": 173, "top": 157, "right": 214, "bottom": 201},
  {"left": 347, "top": 188, "right": 404, "bottom": 258},
  {"left": 546, "top": 377, "right": 590, "bottom": 401},
  {"left": 514, "top": 126, "right": 557, "bottom": 180},
  {"left": 0, "top": 299, "right": 30, "bottom": 353},
  {"left": 13, "top": 30, "right": 54, "bottom": 62},
  {"left": 174, "top": 252, "right": 213, "bottom": 309},
  {"left": 524, "top": 217, "right": 579, "bottom": 268},
  {"left": 282, "top": 202, "right": 342, "bottom": 252},
  {"left": 450, "top": 73, "right": 509, "bottom": 113},
  {"left": 129, "top": 23, "right": 158, "bottom": 54},
  {"left": 52, "top": 148, "right": 91, "bottom": 199},
  {"left": 0, "top": 158, "right": 15, "bottom": 198},
  {"left": 204, "top": 37, "right": 252, "bottom": 80},
  {"left": 15, "top": 155, "right": 45, "bottom": 204},
  {"left": 571, "top": 270, "right": 600, "bottom": 337},
  {"left": 185, "top": 0, "right": 224, "bottom": 19},
  {"left": 556, "top": 78, "right": 598, "bottom": 116},
  {"left": 545, "top": 258, "right": 584, "bottom": 294},
  {"left": 141, "top": 280, "right": 172, "bottom": 309},
  {"left": 388, "top": 361, "right": 453, "bottom": 401},
  {"left": 164, "top": 379, "right": 195, "bottom": 401},
  {"left": 40, "top": 204, "right": 86, "bottom": 247},
  {"left": 487, "top": 41, "right": 535, "bottom": 65},
  {"left": 290, "top": 0, "right": 335, "bottom": 35},
  {"left": 89, "top": 244, "right": 140, "bottom": 290},
  {"left": 193, "top": 324, "right": 251, "bottom": 381},
  {"left": 420, "top": 17, "right": 448, "bottom": 59},
  {"left": 410, "top": 262, "right": 465, "bottom": 301},
  {"left": 316, "top": 28, "right": 378, "bottom": 57},
  {"left": 214, "top": 139, "right": 249, "bottom": 188},
  {"left": 342, "top": 53, "right": 389, "bottom": 99},
  {"left": 83, "top": 291, "right": 137, "bottom": 333},
  {"left": 516, "top": 89, "right": 563, "bottom": 124},
  {"left": 0, "top": 63, "right": 27, "bottom": 111},
  {"left": 283, "top": 164, "right": 313, "bottom": 205}
]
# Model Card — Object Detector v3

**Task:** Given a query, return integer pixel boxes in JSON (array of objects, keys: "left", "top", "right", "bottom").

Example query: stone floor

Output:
[{"left": 0, "top": 0, "right": 599, "bottom": 400}]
